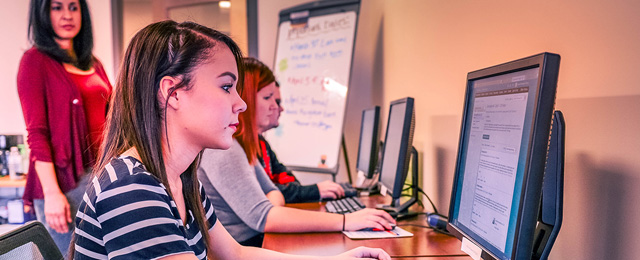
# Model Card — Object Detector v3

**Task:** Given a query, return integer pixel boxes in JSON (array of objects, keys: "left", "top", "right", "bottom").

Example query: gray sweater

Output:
[{"left": 197, "top": 140, "right": 278, "bottom": 243}]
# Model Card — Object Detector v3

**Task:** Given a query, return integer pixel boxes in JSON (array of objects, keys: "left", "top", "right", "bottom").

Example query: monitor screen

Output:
[
  {"left": 448, "top": 53, "right": 560, "bottom": 260},
  {"left": 356, "top": 106, "right": 380, "bottom": 179},
  {"left": 379, "top": 97, "right": 415, "bottom": 200}
]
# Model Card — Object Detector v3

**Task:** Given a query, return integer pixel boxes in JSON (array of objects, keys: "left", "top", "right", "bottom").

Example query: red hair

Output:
[{"left": 235, "top": 57, "right": 275, "bottom": 164}]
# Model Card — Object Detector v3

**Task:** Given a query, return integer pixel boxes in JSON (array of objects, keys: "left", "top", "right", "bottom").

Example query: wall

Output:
[
  {"left": 122, "top": 0, "right": 153, "bottom": 55},
  {"left": 382, "top": 1, "right": 640, "bottom": 259},
  {"left": 146, "top": 0, "right": 248, "bottom": 54},
  {"left": 259, "top": 0, "right": 640, "bottom": 259},
  {"left": 0, "top": 0, "right": 114, "bottom": 137}
]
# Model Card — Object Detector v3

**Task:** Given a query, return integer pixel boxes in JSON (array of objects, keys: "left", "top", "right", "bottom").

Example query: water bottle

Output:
[{"left": 8, "top": 146, "right": 23, "bottom": 180}]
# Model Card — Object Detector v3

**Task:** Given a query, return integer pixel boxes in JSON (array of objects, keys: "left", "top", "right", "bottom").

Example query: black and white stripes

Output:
[{"left": 74, "top": 156, "right": 216, "bottom": 259}]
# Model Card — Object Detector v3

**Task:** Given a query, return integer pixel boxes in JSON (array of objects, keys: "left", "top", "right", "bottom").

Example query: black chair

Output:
[{"left": 0, "top": 221, "right": 63, "bottom": 260}]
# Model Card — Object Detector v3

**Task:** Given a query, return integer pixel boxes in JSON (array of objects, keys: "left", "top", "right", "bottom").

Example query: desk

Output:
[
  {"left": 0, "top": 176, "right": 26, "bottom": 188},
  {"left": 263, "top": 195, "right": 470, "bottom": 258}
]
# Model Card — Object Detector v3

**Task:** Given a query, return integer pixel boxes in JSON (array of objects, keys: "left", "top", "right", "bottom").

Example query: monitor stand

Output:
[
  {"left": 356, "top": 140, "right": 384, "bottom": 194},
  {"left": 532, "top": 110, "right": 565, "bottom": 260},
  {"left": 377, "top": 146, "right": 420, "bottom": 220}
]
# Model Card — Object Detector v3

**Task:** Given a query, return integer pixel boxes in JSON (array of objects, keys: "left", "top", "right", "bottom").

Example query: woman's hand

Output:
[
  {"left": 344, "top": 208, "right": 396, "bottom": 231},
  {"left": 317, "top": 180, "right": 345, "bottom": 199},
  {"left": 333, "top": 246, "right": 391, "bottom": 260},
  {"left": 44, "top": 192, "right": 72, "bottom": 233}
]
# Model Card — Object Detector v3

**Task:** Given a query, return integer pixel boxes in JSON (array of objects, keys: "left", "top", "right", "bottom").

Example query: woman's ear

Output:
[{"left": 159, "top": 75, "right": 181, "bottom": 110}]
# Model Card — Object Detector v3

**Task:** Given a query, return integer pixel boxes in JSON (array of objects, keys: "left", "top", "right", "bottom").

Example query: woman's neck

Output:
[
  {"left": 161, "top": 133, "right": 201, "bottom": 186},
  {"left": 56, "top": 38, "right": 73, "bottom": 50},
  {"left": 121, "top": 142, "right": 198, "bottom": 180}
]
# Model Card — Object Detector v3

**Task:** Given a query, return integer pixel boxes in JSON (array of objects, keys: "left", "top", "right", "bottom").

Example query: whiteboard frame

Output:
[{"left": 269, "top": 0, "right": 361, "bottom": 174}]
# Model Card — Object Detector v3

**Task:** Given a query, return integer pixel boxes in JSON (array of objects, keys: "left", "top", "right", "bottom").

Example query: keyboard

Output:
[
  {"left": 325, "top": 196, "right": 366, "bottom": 214},
  {"left": 339, "top": 182, "right": 358, "bottom": 197}
]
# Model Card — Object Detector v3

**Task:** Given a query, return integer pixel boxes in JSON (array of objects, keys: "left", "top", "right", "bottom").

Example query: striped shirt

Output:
[{"left": 73, "top": 156, "right": 217, "bottom": 259}]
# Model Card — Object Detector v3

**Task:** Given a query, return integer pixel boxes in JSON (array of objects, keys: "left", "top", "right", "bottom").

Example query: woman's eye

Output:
[
  {"left": 70, "top": 6, "right": 78, "bottom": 11},
  {"left": 263, "top": 94, "right": 274, "bottom": 100},
  {"left": 52, "top": 6, "right": 61, "bottom": 11},
  {"left": 222, "top": 84, "right": 232, "bottom": 93}
]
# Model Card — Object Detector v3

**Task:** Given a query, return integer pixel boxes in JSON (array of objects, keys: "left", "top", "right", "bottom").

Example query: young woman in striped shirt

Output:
[{"left": 70, "top": 20, "right": 390, "bottom": 260}]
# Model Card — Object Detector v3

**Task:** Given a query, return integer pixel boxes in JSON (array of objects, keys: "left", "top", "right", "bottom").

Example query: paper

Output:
[
  {"left": 343, "top": 227, "right": 413, "bottom": 240},
  {"left": 7, "top": 200, "right": 24, "bottom": 224},
  {"left": 461, "top": 237, "right": 483, "bottom": 260}
]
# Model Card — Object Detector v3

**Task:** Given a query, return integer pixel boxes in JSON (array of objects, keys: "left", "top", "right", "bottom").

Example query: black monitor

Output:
[
  {"left": 377, "top": 97, "right": 418, "bottom": 216},
  {"left": 356, "top": 106, "right": 381, "bottom": 179},
  {"left": 447, "top": 53, "right": 560, "bottom": 260}
]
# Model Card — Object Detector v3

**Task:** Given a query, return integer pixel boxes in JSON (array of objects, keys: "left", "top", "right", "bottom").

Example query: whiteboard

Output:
[{"left": 264, "top": 1, "right": 360, "bottom": 173}]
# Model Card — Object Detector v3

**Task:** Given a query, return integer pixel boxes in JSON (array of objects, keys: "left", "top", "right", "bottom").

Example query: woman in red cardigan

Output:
[{"left": 16, "top": 0, "right": 112, "bottom": 255}]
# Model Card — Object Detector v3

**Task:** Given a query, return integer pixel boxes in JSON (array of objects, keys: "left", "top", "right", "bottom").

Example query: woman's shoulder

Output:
[
  {"left": 20, "top": 47, "right": 53, "bottom": 65},
  {"left": 94, "top": 156, "right": 164, "bottom": 193},
  {"left": 200, "top": 140, "right": 252, "bottom": 175},
  {"left": 91, "top": 56, "right": 106, "bottom": 70}
]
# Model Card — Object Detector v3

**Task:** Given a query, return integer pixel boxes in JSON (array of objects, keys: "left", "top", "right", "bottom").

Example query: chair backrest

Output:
[{"left": 0, "top": 221, "right": 63, "bottom": 260}]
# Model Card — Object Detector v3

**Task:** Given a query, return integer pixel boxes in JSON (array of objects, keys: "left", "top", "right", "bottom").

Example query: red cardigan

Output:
[{"left": 17, "top": 47, "right": 112, "bottom": 205}]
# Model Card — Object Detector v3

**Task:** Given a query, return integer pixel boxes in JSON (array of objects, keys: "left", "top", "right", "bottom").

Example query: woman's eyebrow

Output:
[{"left": 218, "top": 72, "right": 237, "bottom": 81}]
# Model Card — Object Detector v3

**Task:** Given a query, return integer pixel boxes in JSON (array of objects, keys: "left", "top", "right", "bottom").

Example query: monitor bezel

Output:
[
  {"left": 356, "top": 106, "right": 381, "bottom": 179},
  {"left": 379, "top": 97, "right": 415, "bottom": 200},
  {"left": 447, "top": 53, "right": 560, "bottom": 260}
]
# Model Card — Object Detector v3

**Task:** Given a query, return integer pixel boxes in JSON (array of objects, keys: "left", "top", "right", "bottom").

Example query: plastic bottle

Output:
[
  {"left": 8, "top": 146, "right": 23, "bottom": 180},
  {"left": 17, "top": 144, "right": 29, "bottom": 175}
]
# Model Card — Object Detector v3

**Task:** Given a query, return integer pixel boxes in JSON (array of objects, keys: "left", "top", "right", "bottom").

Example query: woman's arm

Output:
[
  {"left": 264, "top": 207, "right": 395, "bottom": 233},
  {"left": 199, "top": 145, "right": 276, "bottom": 233},
  {"left": 255, "top": 165, "right": 285, "bottom": 206},
  {"left": 17, "top": 51, "right": 72, "bottom": 233},
  {"left": 208, "top": 221, "right": 391, "bottom": 260},
  {"left": 34, "top": 161, "right": 71, "bottom": 233},
  {"left": 265, "top": 190, "right": 285, "bottom": 206}
]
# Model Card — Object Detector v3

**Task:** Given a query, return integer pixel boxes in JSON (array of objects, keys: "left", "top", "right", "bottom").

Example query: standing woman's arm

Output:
[{"left": 17, "top": 51, "right": 71, "bottom": 233}]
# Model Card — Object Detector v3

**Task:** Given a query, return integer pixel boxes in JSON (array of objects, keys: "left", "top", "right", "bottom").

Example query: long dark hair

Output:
[
  {"left": 235, "top": 57, "right": 275, "bottom": 164},
  {"left": 28, "top": 0, "right": 94, "bottom": 70},
  {"left": 69, "top": 20, "right": 244, "bottom": 257}
]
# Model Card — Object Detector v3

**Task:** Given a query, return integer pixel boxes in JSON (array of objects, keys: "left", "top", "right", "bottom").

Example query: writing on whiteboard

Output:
[
  {"left": 287, "top": 16, "right": 352, "bottom": 39},
  {"left": 265, "top": 11, "right": 357, "bottom": 170}
]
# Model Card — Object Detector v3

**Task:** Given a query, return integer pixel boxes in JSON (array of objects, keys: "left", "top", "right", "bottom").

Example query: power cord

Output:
[
  {"left": 397, "top": 223, "right": 452, "bottom": 236},
  {"left": 416, "top": 187, "right": 439, "bottom": 215},
  {"left": 401, "top": 184, "right": 439, "bottom": 215}
]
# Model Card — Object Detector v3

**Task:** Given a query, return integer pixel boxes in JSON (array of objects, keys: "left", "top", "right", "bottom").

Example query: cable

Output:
[
  {"left": 397, "top": 223, "right": 453, "bottom": 236},
  {"left": 416, "top": 187, "right": 439, "bottom": 215},
  {"left": 400, "top": 194, "right": 425, "bottom": 209},
  {"left": 397, "top": 223, "right": 430, "bottom": 229}
]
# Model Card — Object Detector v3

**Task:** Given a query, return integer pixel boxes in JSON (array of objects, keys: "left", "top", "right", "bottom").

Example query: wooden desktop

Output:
[
  {"left": 0, "top": 175, "right": 26, "bottom": 188},
  {"left": 263, "top": 195, "right": 470, "bottom": 258}
]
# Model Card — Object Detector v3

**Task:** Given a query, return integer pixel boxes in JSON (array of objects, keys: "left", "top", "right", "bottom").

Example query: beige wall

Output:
[
  {"left": 259, "top": 0, "right": 640, "bottom": 259},
  {"left": 382, "top": 1, "right": 640, "bottom": 259},
  {"left": 144, "top": 0, "right": 247, "bottom": 54},
  {"left": 0, "top": 0, "right": 114, "bottom": 136}
]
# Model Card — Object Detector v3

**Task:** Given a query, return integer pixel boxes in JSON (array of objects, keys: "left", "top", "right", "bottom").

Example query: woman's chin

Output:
[{"left": 207, "top": 140, "right": 232, "bottom": 150}]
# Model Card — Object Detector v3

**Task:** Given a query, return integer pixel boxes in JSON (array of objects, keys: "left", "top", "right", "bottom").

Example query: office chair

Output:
[{"left": 0, "top": 221, "right": 63, "bottom": 260}]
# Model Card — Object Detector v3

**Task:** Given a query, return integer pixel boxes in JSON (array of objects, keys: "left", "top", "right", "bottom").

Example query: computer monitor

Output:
[
  {"left": 447, "top": 53, "right": 560, "bottom": 260},
  {"left": 377, "top": 97, "right": 417, "bottom": 215},
  {"left": 356, "top": 106, "right": 381, "bottom": 179}
]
